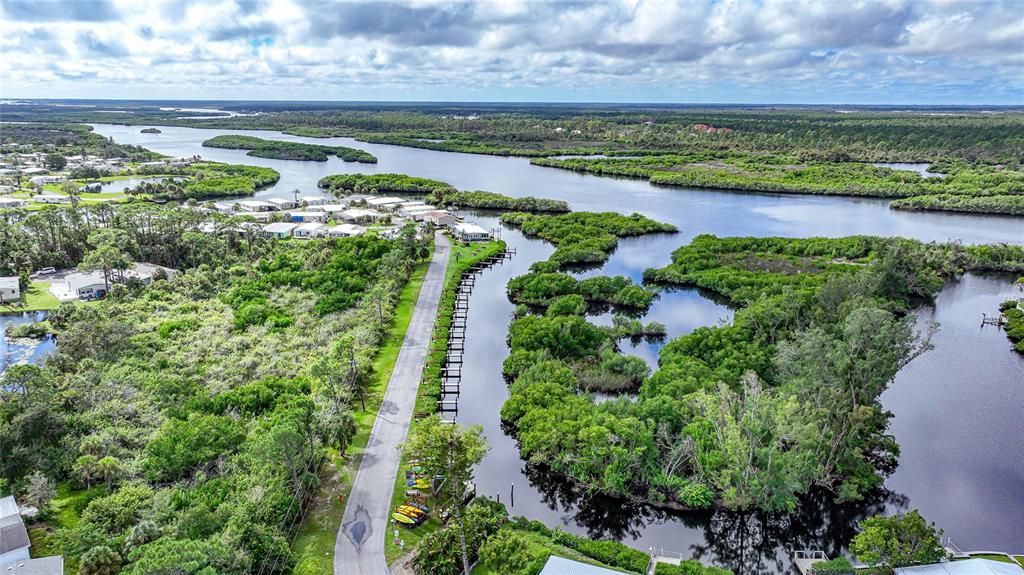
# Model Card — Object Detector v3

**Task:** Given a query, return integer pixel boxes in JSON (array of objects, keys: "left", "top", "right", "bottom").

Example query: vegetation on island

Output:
[
  {"left": 0, "top": 123, "right": 162, "bottom": 161},
  {"left": 849, "top": 510, "right": 946, "bottom": 572},
  {"left": 140, "top": 128, "right": 162, "bottom": 134},
  {"left": 427, "top": 189, "right": 570, "bottom": 213},
  {"left": 318, "top": 173, "right": 453, "bottom": 194},
  {"left": 500, "top": 211, "right": 677, "bottom": 268},
  {"left": 501, "top": 233, "right": 1024, "bottom": 512},
  {"left": 1001, "top": 279, "right": 1024, "bottom": 352},
  {"left": 0, "top": 222, "right": 430, "bottom": 572},
  {"left": 890, "top": 193, "right": 1024, "bottom": 216},
  {"left": 202, "top": 135, "right": 377, "bottom": 163},
  {"left": 128, "top": 162, "right": 279, "bottom": 200}
]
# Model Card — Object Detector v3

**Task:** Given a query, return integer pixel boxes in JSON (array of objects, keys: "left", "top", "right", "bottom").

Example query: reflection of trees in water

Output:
[{"left": 521, "top": 462, "right": 908, "bottom": 575}]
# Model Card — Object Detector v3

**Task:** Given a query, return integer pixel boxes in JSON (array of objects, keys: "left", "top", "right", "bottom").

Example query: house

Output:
[
  {"left": 31, "top": 194, "right": 71, "bottom": 204},
  {"left": 0, "top": 556, "right": 65, "bottom": 574},
  {"left": 28, "top": 176, "right": 65, "bottom": 185},
  {"left": 452, "top": 222, "right": 491, "bottom": 242},
  {"left": 326, "top": 224, "right": 366, "bottom": 238},
  {"left": 286, "top": 211, "right": 329, "bottom": 223},
  {"left": 424, "top": 211, "right": 457, "bottom": 227},
  {"left": 0, "top": 496, "right": 30, "bottom": 566},
  {"left": 20, "top": 167, "right": 48, "bottom": 176},
  {"left": 0, "top": 198, "right": 28, "bottom": 209},
  {"left": 403, "top": 206, "right": 439, "bottom": 221},
  {"left": 538, "top": 556, "right": 622, "bottom": 575},
  {"left": 267, "top": 198, "right": 298, "bottom": 210},
  {"left": 0, "top": 276, "right": 20, "bottom": 303},
  {"left": 310, "top": 203, "right": 349, "bottom": 214},
  {"left": 338, "top": 208, "right": 384, "bottom": 224},
  {"left": 50, "top": 263, "right": 177, "bottom": 301},
  {"left": 894, "top": 559, "right": 1024, "bottom": 575},
  {"left": 237, "top": 200, "right": 277, "bottom": 212},
  {"left": 365, "top": 196, "right": 405, "bottom": 211},
  {"left": 292, "top": 222, "right": 327, "bottom": 239},
  {"left": 301, "top": 195, "right": 326, "bottom": 206},
  {"left": 262, "top": 222, "right": 298, "bottom": 239}
]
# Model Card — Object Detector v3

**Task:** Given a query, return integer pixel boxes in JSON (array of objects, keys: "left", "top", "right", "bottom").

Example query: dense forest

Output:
[
  {"left": 501, "top": 233, "right": 1024, "bottom": 512},
  {"left": 530, "top": 154, "right": 1024, "bottom": 216},
  {"left": 0, "top": 220, "right": 428, "bottom": 572},
  {"left": 201, "top": 135, "right": 376, "bottom": 163},
  {"left": 0, "top": 123, "right": 162, "bottom": 160}
]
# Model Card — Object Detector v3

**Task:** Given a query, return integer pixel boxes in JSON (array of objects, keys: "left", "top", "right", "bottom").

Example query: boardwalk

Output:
[{"left": 334, "top": 234, "right": 451, "bottom": 575}]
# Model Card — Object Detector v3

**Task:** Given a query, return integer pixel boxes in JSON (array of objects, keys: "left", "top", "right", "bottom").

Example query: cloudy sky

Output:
[{"left": 1, "top": 0, "right": 1022, "bottom": 104}]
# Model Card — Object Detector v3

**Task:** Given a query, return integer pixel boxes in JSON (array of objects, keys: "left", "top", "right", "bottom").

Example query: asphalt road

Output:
[{"left": 334, "top": 233, "right": 451, "bottom": 575}]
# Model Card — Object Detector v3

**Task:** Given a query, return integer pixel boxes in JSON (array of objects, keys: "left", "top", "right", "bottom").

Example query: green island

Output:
[
  {"left": 140, "top": 128, "right": 162, "bottom": 134},
  {"left": 1001, "top": 279, "right": 1024, "bottom": 352},
  {"left": 501, "top": 232, "right": 1024, "bottom": 512},
  {"left": 1, "top": 203, "right": 432, "bottom": 572},
  {"left": 202, "top": 134, "right": 377, "bottom": 163}
]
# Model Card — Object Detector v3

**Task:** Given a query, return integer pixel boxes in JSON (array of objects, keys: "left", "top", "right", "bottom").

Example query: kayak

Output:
[
  {"left": 396, "top": 505, "right": 425, "bottom": 519},
  {"left": 407, "top": 502, "right": 431, "bottom": 513},
  {"left": 392, "top": 512, "right": 417, "bottom": 525},
  {"left": 412, "top": 478, "right": 430, "bottom": 490}
]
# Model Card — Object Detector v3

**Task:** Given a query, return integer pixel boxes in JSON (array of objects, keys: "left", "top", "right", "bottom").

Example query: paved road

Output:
[{"left": 334, "top": 234, "right": 451, "bottom": 575}]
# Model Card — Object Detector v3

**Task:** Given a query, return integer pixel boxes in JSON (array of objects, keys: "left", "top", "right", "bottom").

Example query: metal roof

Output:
[
  {"left": 0, "top": 514, "right": 29, "bottom": 555},
  {"left": 538, "top": 556, "right": 625, "bottom": 575},
  {"left": 0, "top": 277, "right": 18, "bottom": 290},
  {"left": 896, "top": 560, "right": 1024, "bottom": 575},
  {"left": 0, "top": 556, "right": 65, "bottom": 574}
]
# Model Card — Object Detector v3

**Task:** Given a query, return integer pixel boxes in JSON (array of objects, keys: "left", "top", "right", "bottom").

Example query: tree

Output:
[
  {"left": 95, "top": 456, "right": 123, "bottom": 491},
  {"left": 79, "top": 545, "right": 122, "bottom": 575},
  {"left": 79, "top": 228, "right": 136, "bottom": 293},
  {"left": 850, "top": 510, "right": 947, "bottom": 570},
  {"left": 406, "top": 416, "right": 489, "bottom": 575},
  {"left": 22, "top": 470, "right": 56, "bottom": 511},
  {"left": 44, "top": 153, "right": 67, "bottom": 171},
  {"left": 62, "top": 179, "right": 82, "bottom": 207},
  {"left": 74, "top": 455, "right": 99, "bottom": 489}
]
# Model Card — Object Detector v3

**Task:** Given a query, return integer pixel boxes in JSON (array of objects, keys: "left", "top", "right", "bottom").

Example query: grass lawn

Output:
[
  {"left": 470, "top": 529, "right": 636, "bottom": 574},
  {"left": 27, "top": 483, "right": 104, "bottom": 571},
  {"left": 0, "top": 281, "right": 59, "bottom": 312},
  {"left": 291, "top": 252, "right": 431, "bottom": 575},
  {"left": 964, "top": 554, "right": 1024, "bottom": 566}
]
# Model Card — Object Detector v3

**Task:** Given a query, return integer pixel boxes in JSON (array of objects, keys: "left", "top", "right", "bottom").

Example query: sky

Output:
[{"left": 1, "top": 0, "right": 1022, "bottom": 105}]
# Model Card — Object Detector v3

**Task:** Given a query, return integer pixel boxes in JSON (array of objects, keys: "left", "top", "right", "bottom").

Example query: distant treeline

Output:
[{"left": 202, "top": 135, "right": 376, "bottom": 163}]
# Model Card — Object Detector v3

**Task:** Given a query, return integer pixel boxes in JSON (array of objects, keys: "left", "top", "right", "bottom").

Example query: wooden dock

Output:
[{"left": 793, "top": 550, "right": 828, "bottom": 575}]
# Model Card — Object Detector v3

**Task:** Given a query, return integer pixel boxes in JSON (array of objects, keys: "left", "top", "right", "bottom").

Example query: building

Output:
[
  {"left": 339, "top": 208, "right": 384, "bottom": 224},
  {"left": 310, "top": 203, "right": 349, "bottom": 214},
  {"left": 365, "top": 196, "right": 405, "bottom": 211},
  {"left": 452, "top": 222, "right": 491, "bottom": 242},
  {"left": 262, "top": 222, "right": 298, "bottom": 239},
  {"left": 286, "top": 211, "right": 329, "bottom": 223},
  {"left": 292, "top": 222, "right": 327, "bottom": 239},
  {"left": 50, "top": 263, "right": 177, "bottom": 301},
  {"left": 267, "top": 198, "right": 298, "bottom": 210},
  {"left": 424, "top": 211, "right": 457, "bottom": 227},
  {"left": 0, "top": 276, "right": 20, "bottom": 303},
  {"left": 237, "top": 200, "right": 277, "bottom": 212},
  {"left": 28, "top": 176, "right": 65, "bottom": 185},
  {"left": 301, "top": 195, "right": 326, "bottom": 206},
  {"left": 538, "top": 556, "right": 623, "bottom": 575},
  {"left": 0, "top": 556, "right": 64, "bottom": 574},
  {"left": 0, "top": 496, "right": 30, "bottom": 566},
  {"left": 31, "top": 194, "right": 71, "bottom": 204},
  {"left": 895, "top": 559, "right": 1024, "bottom": 575},
  {"left": 326, "top": 224, "right": 366, "bottom": 238},
  {"left": 20, "top": 167, "right": 48, "bottom": 176},
  {"left": 0, "top": 198, "right": 28, "bottom": 209}
]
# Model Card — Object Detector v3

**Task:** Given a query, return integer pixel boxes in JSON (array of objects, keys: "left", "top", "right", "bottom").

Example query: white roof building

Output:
[
  {"left": 237, "top": 200, "right": 277, "bottom": 212},
  {"left": 452, "top": 222, "right": 491, "bottom": 241},
  {"left": 538, "top": 556, "right": 623, "bottom": 575},
  {"left": 366, "top": 196, "right": 405, "bottom": 208},
  {"left": 895, "top": 559, "right": 1024, "bottom": 575},
  {"left": 309, "top": 203, "right": 349, "bottom": 213},
  {"left": 0, "top": 198, "right": 28, "bottom": 209},
  {"left": 267, "top": 198, "right": 298, "bottom": 210},
  {"left": 339, "top": 208, "right": 384, "bottom": 223},
  {"left": 0, "top": 276, "right": 20, "bottom": 303},
  {"left": 286, "top": 211, "right": 330, "bottom": 223},
  {"left": 50, "top": 263, "right": 176, "bottom": 301},
  {"left": 0, "top": 495, "right": 31, "bottom": 566},
  {"left": 327, "top": 223, "right": 366, "bottom": 237},
  {"left": 262, "top": 222, "right": 298, "bottom": 238},
  {"left": 32, "top": 194, "right": 71, "bottom": 204},
  {"left": 302, "top": 195, "right": 326, "bottom": 206}
]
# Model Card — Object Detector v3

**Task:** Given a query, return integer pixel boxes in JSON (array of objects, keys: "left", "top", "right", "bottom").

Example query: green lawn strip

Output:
[
  {"left": 470, "top": 529, "right": 636, "bottom": 574},
  {"left": 0, "top": 281, "right": 59, "bottom": 312},
  {"left": 291, "top": 253, "right": 430, "bottom": 574},
  {"left": 384, "top": 239, "right": 506, "bottom": 565},
  {"left": 961, "top": 554, "right": 1022, "bottom": 564},
  {"left": 27, "top": 483, "right": 103, "bottom": 570}
]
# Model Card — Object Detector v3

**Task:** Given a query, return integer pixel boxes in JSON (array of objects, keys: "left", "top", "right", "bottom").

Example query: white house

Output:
[
  {"left": 267, "top": 198, "right": 298, "bottom": 210},
  {"left": 452, "top": 222, "right": 491, "bottom": 242},
  {"left": 262, "top": 222, "right": 297, "bottom": 239},
  {"left": 32, "top": 194, "right": 71, "bottom": 204},
  {"left": 20, "top": 167, "right": 48, "bottom": 176},
  {"left": 402, "top": 206, "right": 439, "bottom": 221},
  {"left": 366, "top": 197, "right": 405, "bottom": 211},
  {"left": 310, "top": 203, "right": 349, "bottom": 214},
  {"left": 538, "top": 556, "right": 622, "bottom": 575},
  {"left": 301, "top": 195, "right": 326, "bottom": 206},
  {"left": 286, "top": 211, "right": 329, "bottom": 223},
  {"left": 0, "top": 198, "right": 28, "bottom": 209},
  {"left": 292, "top": 222, "right": 327, "bottom": 239},
  {"left": 50, "top": 263, "right": 177, "bottom": 301},
  {"left": 0, "top": 276, "right": 20, "bottom": 303},
  {"left": 326, "top": 224, "right": 366, "bottom": 238},
  {"left": 424, "top": 211, "right": 457, "bottom": 227},
  {"left": 237, "top": 200, "right": 277, "bottom": 212},
  {"left": 28, "top": 176, "right": 65, "bottom": 185},
  {"left": 0, "top": 496, "right": 30, "bottom": 566},
  {"left": 339, "top": 208, "right": 384, "bottom": 224}
]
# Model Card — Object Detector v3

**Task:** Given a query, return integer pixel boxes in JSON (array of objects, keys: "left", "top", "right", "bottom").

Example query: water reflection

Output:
[{"left": 1, "top": 312, "right": 55, "bottom": 375}]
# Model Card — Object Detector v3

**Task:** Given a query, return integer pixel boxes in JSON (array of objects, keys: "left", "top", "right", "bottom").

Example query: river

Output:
[{"left": 90, "top": 123, "right": 1024, "bottom": 572}]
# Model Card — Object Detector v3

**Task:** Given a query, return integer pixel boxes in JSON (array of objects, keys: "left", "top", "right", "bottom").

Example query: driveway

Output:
[{"left": 334, "top": 233, "right": 451, "bottom": 575}]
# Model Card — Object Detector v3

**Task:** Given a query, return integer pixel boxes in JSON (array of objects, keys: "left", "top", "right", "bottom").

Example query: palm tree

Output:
[{"left": 95, "top": 456, "right": 123, "bottom": 491}]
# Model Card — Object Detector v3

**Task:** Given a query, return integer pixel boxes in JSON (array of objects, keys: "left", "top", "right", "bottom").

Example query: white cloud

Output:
[{"left": 0, "top": 0, "right": 1021, "bottom": 103}]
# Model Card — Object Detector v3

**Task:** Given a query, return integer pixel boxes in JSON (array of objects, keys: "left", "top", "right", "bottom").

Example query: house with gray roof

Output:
[
  {"left": 538, "top": 556, "right": 625, "bottom": 575},
  {"left": 0, "top": 277, "right": 19, "bottom": 303},
  {"left": 0, "top": 556, "right": 64, "bottom": 574},
  {"left": 0, "top": 496, "right": 30, "bottom": 566}
]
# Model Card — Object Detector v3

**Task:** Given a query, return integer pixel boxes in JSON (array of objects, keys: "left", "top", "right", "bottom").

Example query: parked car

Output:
[{"left": 31, "top": 267, "right": 56, "bottom": 278}]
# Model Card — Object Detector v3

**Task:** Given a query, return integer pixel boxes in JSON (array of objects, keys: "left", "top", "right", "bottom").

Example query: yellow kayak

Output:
[
  {"left": 392, "top": 512, "right": 416, "bottom": 525},
  {"left": 412, "top": 478, "right": 430, "bottom": 490},
  {"left": 397, "top": 505, "right": 425, "bottom": 518}
]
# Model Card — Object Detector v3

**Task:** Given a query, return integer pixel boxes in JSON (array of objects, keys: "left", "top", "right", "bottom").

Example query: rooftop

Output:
[
  {"left": 895, "top": 560, "right": 1024, "bottom": 575},
  {"left": 0, "top": 277, "right": 19, "bottom": 290},
  {"left": 538, "top": 556, "right": 624, "bottom": 575},
  {"left": 263, "top": 222, "right": 298, "bottom": 234},
  {"left": 0, "top": 556, "right": 65, "bottom": 575}
]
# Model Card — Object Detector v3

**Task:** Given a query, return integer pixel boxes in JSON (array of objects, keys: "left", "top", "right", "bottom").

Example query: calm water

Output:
[
  {"left": 91, "top": 124, "right": 1024, "bottom": 571},
  {"left": 0, "top": 312, "right": 55, "bottom": 375}
]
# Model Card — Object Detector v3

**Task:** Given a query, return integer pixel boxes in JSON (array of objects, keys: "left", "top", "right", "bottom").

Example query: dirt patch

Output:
[{"left": 727, "top": 253, "right": 824, "bottom": 275}]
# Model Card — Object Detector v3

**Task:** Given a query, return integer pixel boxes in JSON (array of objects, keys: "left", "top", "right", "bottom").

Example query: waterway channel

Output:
[{"left": 89, "top": 123, "right": 1024, "bottom": 572}]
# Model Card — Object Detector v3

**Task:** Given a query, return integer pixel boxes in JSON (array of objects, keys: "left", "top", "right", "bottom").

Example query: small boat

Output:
[
  {"left": 396, "top": 505, "right": 426, "bottom": 518},
  {"left": 392, "top": 512, "right": 417, "bottom": 525},
  {"left": 412, "top": 478, "right": 430, "bottom": 490},
  {"left": 407, "top": 501, "right": 431, "bottom": 513}
]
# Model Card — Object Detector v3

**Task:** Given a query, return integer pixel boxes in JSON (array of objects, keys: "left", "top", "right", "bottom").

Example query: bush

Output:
[{"left": 811, "top": 557, "right": 855, "bottom": 575}]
